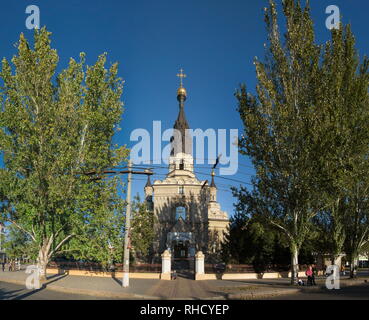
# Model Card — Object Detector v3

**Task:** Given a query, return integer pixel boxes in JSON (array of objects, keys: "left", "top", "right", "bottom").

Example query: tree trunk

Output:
[
  {"left": 349, "top": 255, "right": 356, "bottom": 279},
  {"left": 290, "top": 245, "right": 299, "bottom": 285},
  {"left": 37, "top": 240, "right": 51, "bottom": 282}
]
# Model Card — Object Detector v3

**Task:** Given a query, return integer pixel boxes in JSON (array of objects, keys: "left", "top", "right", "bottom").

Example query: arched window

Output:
[{"left": 176, "top": 206, "right": 186, "bottom": 220}]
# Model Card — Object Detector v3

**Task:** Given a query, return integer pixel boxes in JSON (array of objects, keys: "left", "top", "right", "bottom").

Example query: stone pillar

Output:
[
  {"left": 195, "top": 251, "right": 205, "bottom": 280},
  {"left": 160, "top": 250, "right": 171, "bottom": 280}
]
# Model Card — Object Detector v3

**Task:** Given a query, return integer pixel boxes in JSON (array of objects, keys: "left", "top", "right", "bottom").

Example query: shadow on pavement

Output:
[
  {"left": 112, "top": 273, "right": 122, "bottom": 286},
  {"left": 10, "top": 273, "right": 69, "bottom": 300},
  {"left": 0, "top": 287, "right": 25, "bottom": 300}
]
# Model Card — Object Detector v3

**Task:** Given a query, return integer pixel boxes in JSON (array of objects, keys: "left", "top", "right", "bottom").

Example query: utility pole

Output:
[
  {"left": 82, "top": 162, "right": 153, "bottom": 288},
  {"left": 0, "top": 223, "right": 3, "bottom": 253},
  {"left": 122, "top": 160, "right": 132, "bottom": 288}
]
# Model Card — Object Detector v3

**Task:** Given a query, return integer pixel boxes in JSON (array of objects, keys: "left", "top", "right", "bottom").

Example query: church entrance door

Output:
[
  {"left": 173, "top": 240, "right": 188, "bottom": 259},
  {"left": 172, "top": 240, "right": 194, "bottom": 279}
]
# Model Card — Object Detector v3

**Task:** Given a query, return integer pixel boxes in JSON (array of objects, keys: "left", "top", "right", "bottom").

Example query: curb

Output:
[{"left": 227, "top": 288, "right": 301, "bottom": 300}]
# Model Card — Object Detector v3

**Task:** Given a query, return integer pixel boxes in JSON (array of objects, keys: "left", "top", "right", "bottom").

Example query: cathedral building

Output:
[{"left": 144, "top": 70, "right": 229, "bottom": 263}]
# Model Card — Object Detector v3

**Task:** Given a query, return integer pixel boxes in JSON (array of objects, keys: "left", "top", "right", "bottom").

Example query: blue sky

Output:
[{"left": 1, "top": 0, "right": 368, "bottom": 216}]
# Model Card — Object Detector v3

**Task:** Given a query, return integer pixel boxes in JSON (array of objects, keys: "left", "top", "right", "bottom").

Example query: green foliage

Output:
[
  {"left": 313, "top": 24, "right": 369, "bottom": 264},
  {"left": 222, "top": 199, "right": 291, "bottom": 271},
  {"left": 235, "top": 0, "right": 369, "bottom": 279},
  {"left": 0, "top": 28, "right": 128, "bottom": 273},
  {"left": 3, "top": 225, "right": 37, "bottom": 260},
  {"left": 131, "top": 195, "right": 155, "bottom": 261},
  {"left": 236, "top": 0, "right": 322, "bottom": 277},
  {"left": 60, "top": 180, "right": 126, "bottom": 267}
]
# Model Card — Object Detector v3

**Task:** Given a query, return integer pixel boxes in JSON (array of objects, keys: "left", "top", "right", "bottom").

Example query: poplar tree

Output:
[
  {"left": 316, "top": 25, "right": 369, "bottom": 271},
  {"left": 0, "top": 28, "right": 127, "bottom": 280},
  {"left": 236, "top": 0, "right": 322, "bottom": 284},
  {"left": 236, "top": 0, "right": 369, "bottom": 283}
]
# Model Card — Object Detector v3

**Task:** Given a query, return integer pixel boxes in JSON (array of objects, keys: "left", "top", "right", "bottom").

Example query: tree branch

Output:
[
  {"left": 48, "top": 234, "right": 75, "bottom": 259},
  {"left": 6, "top": 219, "right": 36, "bottom": 242},
  {"left": 270, "top": 220, "right": 292, "bottom": 240}
]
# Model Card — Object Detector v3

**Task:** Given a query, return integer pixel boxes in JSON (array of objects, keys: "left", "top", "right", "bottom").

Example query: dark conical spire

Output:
[
  {"left": 172, "top": 68, "right": 192, "bottom": 155},
  {"left": 174, "top": 103, "right": 190, "bottom": 131},
  {"left": 210, "top": 170, "right": 217, "bottom": 188},
  {"left": 145, "top": 175, "right": 152, "bottom": 188}
]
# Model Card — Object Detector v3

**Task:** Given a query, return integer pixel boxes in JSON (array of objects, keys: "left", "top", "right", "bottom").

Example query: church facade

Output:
[{"left": 144, "top": 70, "right": 229, "bottom": 263}]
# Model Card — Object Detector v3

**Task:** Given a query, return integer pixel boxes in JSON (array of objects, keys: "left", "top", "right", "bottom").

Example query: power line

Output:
[
  {"left": 133, "top": 157, "right": 256, "bottom": 170},
  {"left": 130, "top": 165, "right": 253, "bottom": 187},
  {"left": 131, "top": 164, "right": 255, "bottom": 178}
]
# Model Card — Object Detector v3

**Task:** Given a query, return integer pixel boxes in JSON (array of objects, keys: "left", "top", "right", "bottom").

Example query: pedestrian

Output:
[
  {"left": 306, "top": 265, "right": 313, "bottom": 286},
  {"left": 323, "top": 264, "right": 328, "bottom": 277},
  {"left": 8, "top": 260, "right": 12, "bottom": 272},
  {"left": 297, "top": 277, "right": 305, "bottom": 286},
  {"left": 172, "top": 270, "right": 177, "bottom": 280},
  {"left": 1, "top": 261, "right": 5, "bottom": 272},
  {"left": 311, "top": 264, "right": 317, "bottom": 286},
  {"left": 16, "top": 260, "right": 20, "bottom": 271},
  {"left": 341, "top": 264, "right": 346, "bottom": 276}
]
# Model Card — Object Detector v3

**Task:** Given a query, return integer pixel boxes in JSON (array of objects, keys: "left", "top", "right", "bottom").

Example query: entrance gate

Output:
[{"left": 166, "top": 232, "right": 196, "bottom": 279}]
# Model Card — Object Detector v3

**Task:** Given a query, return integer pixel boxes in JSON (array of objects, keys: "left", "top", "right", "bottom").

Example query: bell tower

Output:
[{"left": 147, "top": 69, "right": 229, "bottom": 264}]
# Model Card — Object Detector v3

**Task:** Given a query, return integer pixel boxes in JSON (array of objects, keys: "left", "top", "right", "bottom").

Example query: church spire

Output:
[
  {"left": 145, "top": 174, "right": 152, "bottom": 188},
  {"left": 172, "top": 68, "right": 192, "bottom": 156},
  {"left": 210, "top": 170, "right": 217, "bottom": 189}
]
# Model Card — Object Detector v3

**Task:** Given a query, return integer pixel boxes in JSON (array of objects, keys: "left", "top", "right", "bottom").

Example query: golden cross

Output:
[{"left": 176, "top": 68, "right": 187, "bottom": 87}]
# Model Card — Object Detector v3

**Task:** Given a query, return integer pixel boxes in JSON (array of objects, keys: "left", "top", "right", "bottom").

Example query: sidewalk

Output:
[
  {"left": 0, "top": 269, "right": 295, "bottom": 300},
  {"left": 219, "top": 276, "right": 369, "bottom": 299},
  {"left": 0, "top": 269, "right": 161, "bottom": 299},
  {"left": 1, "top": 269, "right": 366, "bottom": 300}
]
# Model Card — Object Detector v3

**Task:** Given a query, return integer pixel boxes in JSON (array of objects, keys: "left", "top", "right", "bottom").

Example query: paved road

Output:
[
  {"left": 0, "top": 276, "right": 220, "bottom": 300},
  {"left": 145, "top": 273, "right": 221, "bottom": 299},
  {"left": 1, "top": 274, "right": 369, "bottom": 300},
  {"left": 0, "top": 281, "right": 114, "bottom": 300}
]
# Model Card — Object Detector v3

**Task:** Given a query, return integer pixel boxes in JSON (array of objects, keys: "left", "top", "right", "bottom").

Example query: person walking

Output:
[
  {"left": 15, "top": 259, "right": 20, "bottom": 271},
  {"left": 311, "top": 264, "right": 317, "bottom": 286},
  {"left": 1, "top": 261, "right": 5, "bottom": 272},
  {"left": 172, "top": 270, "right": 177, "bottom": 280},
  {"left": 306, "top": 265, "right": 313, "bottom": 286},
  {"left": 8, "top": 260, "right": 12, "bottom": 272}
]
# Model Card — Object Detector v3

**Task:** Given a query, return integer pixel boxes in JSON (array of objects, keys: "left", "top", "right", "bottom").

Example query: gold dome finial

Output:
[{"left": 176, "top": 68, "right": 187, "bottom": 98}]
